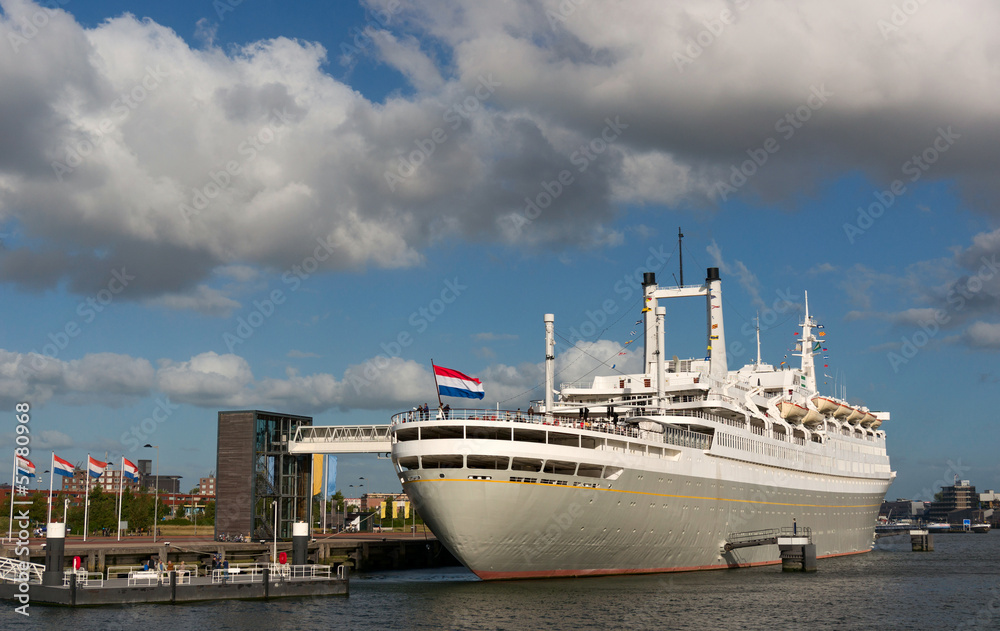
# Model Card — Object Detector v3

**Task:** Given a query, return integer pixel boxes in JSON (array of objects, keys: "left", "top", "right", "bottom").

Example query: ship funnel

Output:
[
  {"left": 642, "top": 272, "right": 656, "bottom": 286},
  {"left": 706, "top": 267, "right": 727, "bottom": 379}
]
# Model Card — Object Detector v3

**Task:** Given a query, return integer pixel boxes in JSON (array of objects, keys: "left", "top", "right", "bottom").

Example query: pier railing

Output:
[
  {"left": 210, "top": 564, "right": 335, "bottom": 584},
  {"left": 64, "top": 569, "right": 104, "bottom": 587}
]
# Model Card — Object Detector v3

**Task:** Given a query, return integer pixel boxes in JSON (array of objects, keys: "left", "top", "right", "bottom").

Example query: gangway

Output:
[
  {"left": 0, "top": 557, "right": 43, "bottom": 584},
  {"left": 723, "top": 526, "right": 811, "bottom": 551},
  {"left": 288, "top": 425, "right": 392, "bottom": 454}
]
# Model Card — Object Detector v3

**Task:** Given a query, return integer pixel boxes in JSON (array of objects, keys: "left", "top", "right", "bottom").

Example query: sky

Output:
[{"left": 1, "top": 0, "right": 998, "bottom": 502}]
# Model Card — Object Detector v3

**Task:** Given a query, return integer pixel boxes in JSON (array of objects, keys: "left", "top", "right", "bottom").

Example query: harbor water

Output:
[{"left": 5, "top": 532, "right": 998, "bottom": 630}]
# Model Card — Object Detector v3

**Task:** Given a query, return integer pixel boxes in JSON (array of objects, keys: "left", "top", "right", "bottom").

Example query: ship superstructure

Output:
[{"left": 390, "top": 268, "right": 893, "bottom": 579}]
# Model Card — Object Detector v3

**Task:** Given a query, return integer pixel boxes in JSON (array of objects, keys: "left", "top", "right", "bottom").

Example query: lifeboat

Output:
[
  {"left": 869, "top": 417, "right": 882, "bottom": 430},
  {"left": 832, "top": 402, "right": 852, "bottom": 419},
  {"left": 860, "top": 411, "right": 878, "bottom": 427},
  {"left": 801, "top": 408, "right": 823, "bottom": 427},
  {"left": 778, "top": 401, "right": 807, "bottom": 424},
  {"left": 845, "top": 407, "right": 864, "bottom": 424},
  {"left": 812, "top": 396, "right": 841, "bottom": 416}
]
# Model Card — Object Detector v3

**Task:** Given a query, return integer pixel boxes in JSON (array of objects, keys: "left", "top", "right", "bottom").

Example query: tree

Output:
[
  {"left": 124, "top": 488, "right": 155, "bottom": 531},
  {"left": 87, "top": 487, "right": 118, "bottom": 532},
  {"left": 332, "top": 491, "right": 345, "bottom": 513},
  {"left": 202, "top": 501, "right": 215, "bottom": 524}
]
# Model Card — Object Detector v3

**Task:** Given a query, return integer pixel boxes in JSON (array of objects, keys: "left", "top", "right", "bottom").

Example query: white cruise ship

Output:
[{"left": 390, "top": 268, "right": 894, "bottom": 579}]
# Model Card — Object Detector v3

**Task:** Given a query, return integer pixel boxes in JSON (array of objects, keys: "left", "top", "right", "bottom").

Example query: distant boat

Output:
[
  {"left": 925, "top": 522, "right": 952, "bottom": 533},
  {"left": 971, "top": 523, "right": 991, "bottom": 533}
]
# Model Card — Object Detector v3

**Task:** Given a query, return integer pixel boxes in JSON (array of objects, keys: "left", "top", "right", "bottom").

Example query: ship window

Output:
[
  {"left": 467, "top": 426, "right": 512, "bottom": 441},
  {"left": 548, "top": 432, "right": 579, "bottom": 447},
  {"left": 420, "top": 426, "right": 465, "bottom": 440},
  {"left": 467, "top": 455, "right": 510, "bottom": 470},
  {"left": 607, "top": 439, "right": 627, "bottom": 452},
  {"left": 512, "top": 428, "right": 546, "bottom": 443},
  {"left": 511, "top": 457, "right": 543, "bottom": 472},
  {"left": 395, "top": 428, "right": 420, "bottom": 442},
  {"left": 420, "top": 455, "right": 464, "bottom": 469},
  {"left": 576, "top": 463, "right": 603, "bottom": 478},
  {"left": 543, "top": 460, "right": 577, "bottom": 475},
  {"left": 580, "top": 437, "right": 599, "bottom": 449},
  {"left": 397, "top": 457, "right": 419, "bottom": 471}
]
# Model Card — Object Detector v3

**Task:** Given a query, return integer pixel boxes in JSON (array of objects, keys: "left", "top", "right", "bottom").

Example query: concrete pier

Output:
[
  {"left": 910, "top": 529, "right": 934, "bottom": 551},
  {"left": 777, "top": 537, "right": 817, "bottom": 572},
  {"left": 0, "top": 568, "right": 348, "bottom": 606}
]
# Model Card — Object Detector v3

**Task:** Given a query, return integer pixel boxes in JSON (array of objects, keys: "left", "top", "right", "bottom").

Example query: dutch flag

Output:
[
  {"left": 88, "top": 456, "right": 107, "bottom": 478},
  {"left": 434, "top": 364, "right": 485, "bottom": 400},
  {"left": 52, "top": 454, "right": 75, "bottom": 477},
  {"left": 15, "top": 455, "right": 35, "bottom": 478},
  {"left": 122, "top": 458, "right": 139, "bottom": 482}
]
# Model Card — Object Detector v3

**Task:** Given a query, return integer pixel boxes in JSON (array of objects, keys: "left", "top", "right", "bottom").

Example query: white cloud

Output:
[
  {"left": 0, "top": 350, "right": 155, "bottom": 408},
  {"left": 1, "top": 0, "right": 999, "bottom": 310},
  {"left": 145, "top": 284, "right": 242, "bottom": 316},
  {"left": 964, "top": 321, "right": 1000, "bottom": 349}
]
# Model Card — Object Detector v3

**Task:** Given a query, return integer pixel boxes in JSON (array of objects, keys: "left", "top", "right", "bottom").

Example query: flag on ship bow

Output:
[{"left": 433, "top": 364, "right": 485, "bottom": 399}]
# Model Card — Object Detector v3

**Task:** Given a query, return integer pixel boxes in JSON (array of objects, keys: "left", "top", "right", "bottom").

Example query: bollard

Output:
[
  {"left": 42, "top": 522, "right": 66, "bottom": 586},
  {"left": 292, "top": 522, "right": 309, "bottom": 566}
]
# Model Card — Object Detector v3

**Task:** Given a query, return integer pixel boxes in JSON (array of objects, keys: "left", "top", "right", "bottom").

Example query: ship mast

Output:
[
  {"left": 677, "top": 227, "right": 684, "bottom": 286},
  {"left": 796, "top": 292, "right": 818, "bottom": 393}
]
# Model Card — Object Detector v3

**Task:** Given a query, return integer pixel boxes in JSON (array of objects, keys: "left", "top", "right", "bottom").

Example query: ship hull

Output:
[{"left": 395, "top": 423, "right": 890, "bottom": 579}]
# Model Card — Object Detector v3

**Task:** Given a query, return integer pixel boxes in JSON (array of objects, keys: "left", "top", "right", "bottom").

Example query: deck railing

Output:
[{"left": 392, "top": 408, "right": 713, "bottom": 450}]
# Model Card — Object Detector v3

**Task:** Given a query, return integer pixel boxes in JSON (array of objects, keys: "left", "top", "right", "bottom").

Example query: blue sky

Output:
[{"left": 1, "top": 0, "right": 998, "bottom": 501}]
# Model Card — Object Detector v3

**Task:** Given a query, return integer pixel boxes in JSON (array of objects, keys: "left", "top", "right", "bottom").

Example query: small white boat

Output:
[
  {"left": 971, "top": 522, "right": 991, "bottom": 533},
  {"left": 812, "top": 396, "right": 841, "bottom": 415},
  {"left": 778, "top": 400, "right": 807, "bottom": 423},
  {"left": 925, "top": 522, "right": 952, "bottom": 533}
]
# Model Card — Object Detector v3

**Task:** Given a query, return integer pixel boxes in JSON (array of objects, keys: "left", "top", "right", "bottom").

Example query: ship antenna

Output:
[
  {"left": 678, "top": 227, "right": 684, "bottom": 286},
  {"left": 755, "top": 311, "right": 761, "bottom": 365}
]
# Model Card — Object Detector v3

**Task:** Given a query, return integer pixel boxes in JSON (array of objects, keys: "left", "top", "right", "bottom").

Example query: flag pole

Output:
[
  {"left": 84, "top": 454, "right": 90, "bottom": 542},
  {"left": 8, "top": 457, "right": 16, "bottom": 539},
  {"left": 47, "top": 452, "right": 54, "bottom": 525},
  {"left": 430, "top": 359, "right": 443, "bottom": 410},
  {"left": 116, "top": 457, "right": 124, "bottom": 541}
]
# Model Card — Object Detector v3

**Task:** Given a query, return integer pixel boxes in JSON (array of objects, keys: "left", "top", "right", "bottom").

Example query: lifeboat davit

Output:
[{"left": 778, "top": 401, "right": 807, "bottom": 424}]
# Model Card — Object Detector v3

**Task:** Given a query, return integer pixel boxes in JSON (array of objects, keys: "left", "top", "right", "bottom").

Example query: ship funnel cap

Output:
[
  {"left": 642, "top": 272, "right": 656, "bottom": 286},
  {"left": 706, "top": 267, "right": 720, "bottom": 282}
]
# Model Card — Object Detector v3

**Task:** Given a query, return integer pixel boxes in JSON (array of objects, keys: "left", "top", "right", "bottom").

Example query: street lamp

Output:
[
  {"left": 272, "top": 500, "right": 278, "bottom": 564},
  {"left": 144, "top": 444, "right": 159, "bottom": 543}
]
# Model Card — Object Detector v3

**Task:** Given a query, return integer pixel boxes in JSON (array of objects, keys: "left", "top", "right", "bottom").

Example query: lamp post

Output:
[
  {"left": 143, "top": 444, "right": 159, "bottom": 543},
  {"left": 272, "top": 500, "right": 278, "bottom": 564}
]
